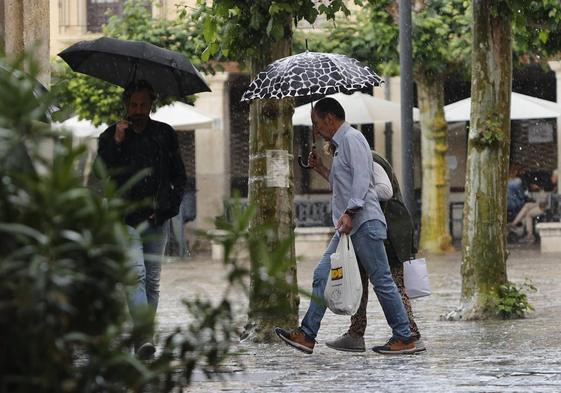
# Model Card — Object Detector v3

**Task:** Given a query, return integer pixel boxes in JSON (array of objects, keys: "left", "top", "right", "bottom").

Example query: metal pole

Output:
[
  {"left": 399, "top": 0, "right": 415, "bottom": 217},
  {"left": 383, "top": 75, "right": 393, "bottom": 165}
]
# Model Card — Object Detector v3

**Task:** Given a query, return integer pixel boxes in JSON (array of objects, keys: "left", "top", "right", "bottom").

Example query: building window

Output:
[
  {"left": 87, "top": 0, "right": 123, "bottom": 33},
  {"left": 87, "top": 0, "right": 151, "bottom": 33}
]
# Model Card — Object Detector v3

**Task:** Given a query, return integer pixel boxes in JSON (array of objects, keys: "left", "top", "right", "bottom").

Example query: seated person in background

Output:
[
  {"left": 509, "top": 184, "right": 548, "bottom": 243},
  {"left": 507, "top": 164, "right": 525, "bottom": 222},
  {"left": 552, "top": 169, "right": 558, "bottom": 193}
]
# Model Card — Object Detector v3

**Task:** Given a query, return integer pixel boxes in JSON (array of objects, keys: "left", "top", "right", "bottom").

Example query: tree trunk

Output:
[
  {"left": 243, "top": 17, "right": 299, "bottom": 342},
  {"left": 416, "top": 74, "right": 454, "bottom": 253},
  {"left": 448, "top": 0, "right": 512, "bottom": 320}
]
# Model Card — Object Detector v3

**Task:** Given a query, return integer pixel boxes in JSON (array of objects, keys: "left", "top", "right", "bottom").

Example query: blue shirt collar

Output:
[{"left": 331, "top": 122, "right": 351, "bottom": 149}]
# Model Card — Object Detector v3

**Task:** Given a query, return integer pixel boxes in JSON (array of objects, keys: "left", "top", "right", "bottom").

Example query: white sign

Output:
[
  {"left": 528, "top": 122, "right": 554, "bottom": 144},
  {"left": 266, "top": 150, "right": 289, "bottom": 188}
]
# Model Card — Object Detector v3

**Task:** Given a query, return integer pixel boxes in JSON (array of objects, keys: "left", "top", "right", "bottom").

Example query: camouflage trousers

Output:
[{"left": 347, "top": 250, "right": 421, "bottom": 340}]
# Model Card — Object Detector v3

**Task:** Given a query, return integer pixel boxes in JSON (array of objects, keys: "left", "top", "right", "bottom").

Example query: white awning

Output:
[
  {"left": 151, "top": 101, "right": 214, "bottom": 130},
  {"left": 52, "top": 116, "right": 107, "bottom": 138},
  {"left": 292, "top": 91, "right": 420, "bottom": 126},
  {"left": 444, "top": 92, "right": 561, "bottom": 122}
]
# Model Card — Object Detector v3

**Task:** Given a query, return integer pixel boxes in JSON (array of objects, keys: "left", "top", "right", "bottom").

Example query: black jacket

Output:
[{"left": 97, "top": 119, "right": 186, "bottom": 227}]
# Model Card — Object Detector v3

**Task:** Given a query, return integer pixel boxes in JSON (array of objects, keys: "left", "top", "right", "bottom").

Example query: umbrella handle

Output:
[
  {"left": 298, "top": 155, "right": 312, "bottom": 169},
  {"left": 298, "top": 144, "right": 316, "bottom": 169}
]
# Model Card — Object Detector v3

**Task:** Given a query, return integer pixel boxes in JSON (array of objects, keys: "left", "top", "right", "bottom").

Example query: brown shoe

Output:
[
  {"left": 274, "top": 327, "right": 315, "bottom": 354},
  {"left": 372, "top": 336, "right": 417, "bottom": 355}
]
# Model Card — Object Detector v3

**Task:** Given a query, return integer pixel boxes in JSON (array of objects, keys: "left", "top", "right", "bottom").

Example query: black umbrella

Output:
[
  {"left": 241, "top": 50, "right": 383, "bottom": 167},
  {"left": 58, "top": 37, "right": 211, "bottom": 99}
]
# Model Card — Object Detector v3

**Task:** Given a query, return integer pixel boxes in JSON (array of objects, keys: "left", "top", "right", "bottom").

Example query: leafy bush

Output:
[
  {"left": 1, "top": 53, "right": 290, "bottom": 392},
  {"left": 1, "top": 54, "right": 134, "bottom": 392},
  {"left": 0, "top": 53, "right": 247, "bottom": 392},
  {"left": 497, "top": 279, "right": 536, "bottom": 319}
]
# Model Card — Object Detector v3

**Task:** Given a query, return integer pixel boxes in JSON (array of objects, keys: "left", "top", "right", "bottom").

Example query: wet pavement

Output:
[{"left": 157, "top": 242, "right": 561, "bottom": 392}]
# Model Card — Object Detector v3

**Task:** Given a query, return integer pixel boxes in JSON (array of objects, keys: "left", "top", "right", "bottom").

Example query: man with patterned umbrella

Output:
[
  {"left": 274, "top": 97, "right": 418, "bottom": 355},
  {"left": 242, "top": 52, "right": 419, "bottom": 355},
  {"left": 241, "top": 50, "right": 383, "bottom": 167}
]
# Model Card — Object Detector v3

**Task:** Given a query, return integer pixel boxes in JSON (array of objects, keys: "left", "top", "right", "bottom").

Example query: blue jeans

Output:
[
  {"left": 300, "top": 219, "right": 411, "bottom": 340},
  {"left": 169, "top": 191, "right": 196, "bottom": 257},
  {"left": 126, "top": 223, "right": 169, "bottom": 323}
]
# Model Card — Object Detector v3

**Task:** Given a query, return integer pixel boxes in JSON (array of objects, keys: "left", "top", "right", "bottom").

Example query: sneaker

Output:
[
  {"left": 325, "top": 332, "right": 365, "bottom": 352},
  {"left": 135, "top": 341, "right": 156, "bottom": 360},
  {"left": 372, "top": 336, "right": 417, "bottom": 355},
  {"left": 274, "top": 327, "right": 315, "bottom": 354}
]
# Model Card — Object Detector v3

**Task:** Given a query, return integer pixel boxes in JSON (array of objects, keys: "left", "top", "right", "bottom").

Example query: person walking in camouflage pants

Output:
[{"left": 325, "top": 152, "right": 425, "bottom": 353}]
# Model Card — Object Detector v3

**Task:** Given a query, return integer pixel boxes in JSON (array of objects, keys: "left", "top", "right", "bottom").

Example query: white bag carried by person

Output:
[
  {"left": 403, "top": 257, "right": 431, "bottom": 298},
  {"left": 324, "top": 233, "right": 362, "bottom": 315}
]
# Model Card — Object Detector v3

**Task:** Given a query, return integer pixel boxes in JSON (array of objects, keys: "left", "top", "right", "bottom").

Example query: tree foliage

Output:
[
  {"left": 188, "top": 0, "right": 350, "bottom": 69},
  {"left": 52, "top": 0, "right": 207, "bottom": 126},
  {"left": 303, "top": 0, "right": 561, "bottom": 77},
  {"left": 510, "top": 0, "right": 561, "bottom": 62},
  {"left": 296, "top": 0, "right": 471, "bottom": 79}
]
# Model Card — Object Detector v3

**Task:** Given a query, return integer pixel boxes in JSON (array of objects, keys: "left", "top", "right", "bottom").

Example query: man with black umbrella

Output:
[{"left": 96, "top": 80, "right": 186, "bottom": 359}]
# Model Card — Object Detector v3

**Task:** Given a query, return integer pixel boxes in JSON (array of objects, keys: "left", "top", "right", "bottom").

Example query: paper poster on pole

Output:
[{"left": 266, "top": 150, "right": 289, "bottom": 188}]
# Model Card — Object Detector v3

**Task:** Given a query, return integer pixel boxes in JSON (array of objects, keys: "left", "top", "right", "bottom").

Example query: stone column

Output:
[
  {"left": 3, "top": 0, "right": 25, "bottom": 56},
  {"left": 193, "top": 72, "right": 230, "bottom": 234},
  {"left": 2, "top": 0, "right": 50, "bottom": 85},
  {"left": 24, "top": 0, "right": 50, "bottom": 85},
  {"left": 548, "top": 60, "right": 561, "bottom": 195}
]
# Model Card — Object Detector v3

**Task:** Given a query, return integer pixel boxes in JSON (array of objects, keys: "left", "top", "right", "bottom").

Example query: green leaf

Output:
[{"left": 203, "top": 16, "right": 218, "bottom": 43}]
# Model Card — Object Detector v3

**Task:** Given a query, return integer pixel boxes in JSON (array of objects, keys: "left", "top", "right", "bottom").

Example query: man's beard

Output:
[{"left": 127, "top": 114, "right": 149, "bottom": 128}]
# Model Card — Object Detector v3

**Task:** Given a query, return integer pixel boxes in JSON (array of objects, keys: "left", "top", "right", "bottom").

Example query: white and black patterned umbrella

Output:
[{"left": 241, "top": 51, "right": 383, "bottom": 102}]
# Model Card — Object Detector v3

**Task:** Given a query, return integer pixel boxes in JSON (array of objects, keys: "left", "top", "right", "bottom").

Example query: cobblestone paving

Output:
[{"left": 157, "top": 244, "right": 561, "bottom": 392}]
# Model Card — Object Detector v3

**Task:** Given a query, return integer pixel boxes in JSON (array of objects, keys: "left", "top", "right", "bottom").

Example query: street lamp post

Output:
[{"left": 399, "top": 0, "right": 415, "bottom": 219}]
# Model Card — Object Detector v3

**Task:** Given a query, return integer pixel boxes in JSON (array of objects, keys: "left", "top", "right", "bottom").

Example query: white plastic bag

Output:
[
  {"left": 403, "top": 258, "right": 431, "bottom": 299},
  {"left": 324, "top": 234, "right": 362, "bottom": 315}
]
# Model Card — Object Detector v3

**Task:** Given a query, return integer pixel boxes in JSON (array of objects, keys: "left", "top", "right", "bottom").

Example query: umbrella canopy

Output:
[
  {"left": 58, "top": 37, "right": 211, "bottom": 99},
  {"left": 445, "top": 92, "right": 561, "bottom": 122},
  {"left": 52, "top": 116, "right": 107, "bottom": 138},
  {"left": 241, "top": 51, "right": 383, "bottom": 101},
  {"left": 293, "top": 92, "right": 420, "bottom": 126},
  {"left": 151, "top": 102, "right": 214, "bottom": 130}
]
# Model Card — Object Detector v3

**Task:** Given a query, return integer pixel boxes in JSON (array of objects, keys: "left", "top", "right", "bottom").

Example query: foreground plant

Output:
[{"left": 0, "top": 53, "right": 290, "bottom": 393}]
